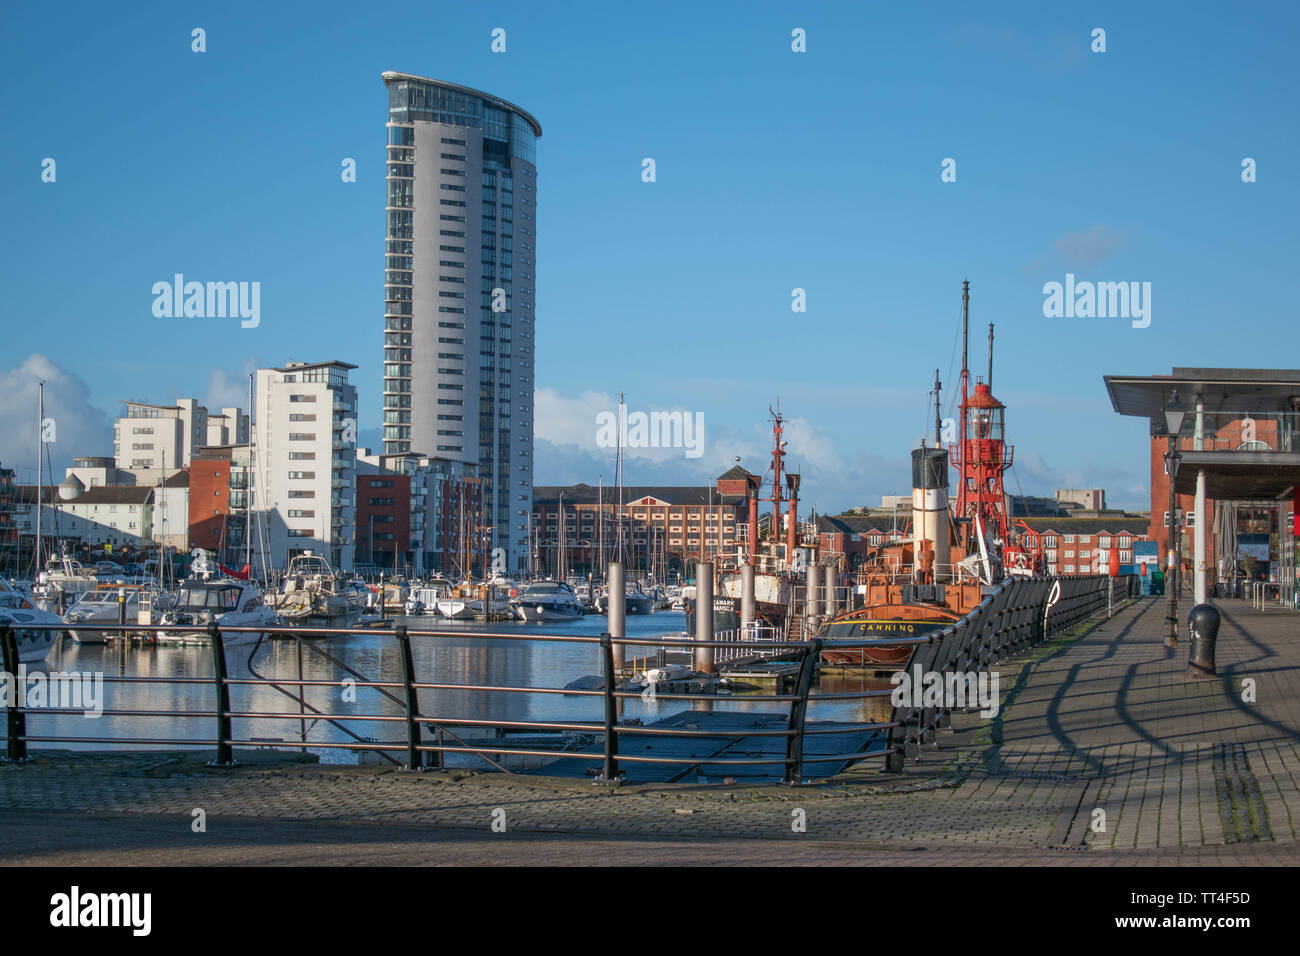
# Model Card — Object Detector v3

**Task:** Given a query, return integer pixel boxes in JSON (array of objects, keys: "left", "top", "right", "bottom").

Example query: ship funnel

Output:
[{"left": 911, "top": 446, "right": 950, "bottom": 584}]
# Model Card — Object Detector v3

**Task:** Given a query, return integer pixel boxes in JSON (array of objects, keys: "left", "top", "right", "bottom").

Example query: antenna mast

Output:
[
  {"left": 988, "top": 323, "right": 994, "bottom": 392},
  {"left": 933, "top": 368, "right": 943, "bottom": 446}
]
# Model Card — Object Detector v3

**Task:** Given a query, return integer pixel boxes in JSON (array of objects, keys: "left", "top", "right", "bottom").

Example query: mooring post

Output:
[
  {"left": 395, "top": 623, "right": 426, "bottom": 769},
  {"left": 805, "top": 562, "right": 821, "bottom": 632},
  {"left": 784, "top": 638, "right": 822, "bottom": 785},
  {"left": 598, "top": 631, "right": 620, "bottom": 780},
  {"left": 1, "top": 626, "right": 27, "bottom": 762},
  {"left": 740, "top": 563, "right": 755, "bottom": 634},
  {"left": 694, "top": 562, "right": 715, "bottom": 674},
  {"left": 117, "top": 587, "right": 127, "bottom": 637},
  {"left": 1187, "top": 604, "right": 1220, "bottom": 680},
  {"left": 608, "top": 562, "right": 626, "bottom": 675},
  {"left": 207, "top": 622, "right": 236, "bottom": 767}
]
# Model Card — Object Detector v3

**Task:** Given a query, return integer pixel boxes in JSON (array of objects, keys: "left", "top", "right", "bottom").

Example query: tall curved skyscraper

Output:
[{"left": 382, "top": 72, "right": 539, "bottom": 572}]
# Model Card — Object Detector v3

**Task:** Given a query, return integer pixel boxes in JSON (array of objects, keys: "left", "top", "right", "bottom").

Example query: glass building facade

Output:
[{"left": 382, "top": 73, "right": 539, "bottom": 573}]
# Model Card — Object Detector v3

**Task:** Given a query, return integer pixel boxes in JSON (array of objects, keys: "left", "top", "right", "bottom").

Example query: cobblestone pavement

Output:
[{"left": 1, "top": 597, "right": 1296, "bottom": 865}]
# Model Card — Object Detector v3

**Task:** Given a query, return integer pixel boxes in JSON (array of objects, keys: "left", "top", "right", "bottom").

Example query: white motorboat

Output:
[
  {"left": 514, "top": 580, "right": 584, "bottom": 622},
  {"left": 157, "top": 578, "right": 278, "bottom": 646},
  {"left": 62, "top": 583, "right": 158, "bottom": 643},
  {"left": 436, "top": 596, "right": 476, "bottom": 620},
  {"left": 274, "top": 552, "right": 361, "bottom": 628},
  {"left": 438, "top": 581, "right": 509, "bottom": 620},
  {"left": 0, "top": 578, "right": 62, "bottom": 664},
  {"left": 411, "top": 579, "right": 453, "bottom": 615},
  {"left": 32, "top": 554, "right": 100, "bottom": 613}
]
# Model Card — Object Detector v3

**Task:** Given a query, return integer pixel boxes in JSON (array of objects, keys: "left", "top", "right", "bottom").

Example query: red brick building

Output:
[
  {"left": 1144, "top": 422, "right": 1268, "bottom": 573},
  {"left": 189, "top": 452, "right": 231, "bottom": 550},
  {"left": 1019, "top": 518, "right": 1154, "bottom": 575},
  {"left": 356, "top": 473, "right": 411, "bottom": 566},
  {"left": 814, "top": 515, "right": 911, "bottom": 568},
  {"left": 532, "top": 476, "right": 749, "bottom": 578}
]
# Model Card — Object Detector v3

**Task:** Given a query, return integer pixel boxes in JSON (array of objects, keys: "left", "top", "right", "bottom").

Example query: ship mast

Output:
[
  {"left": 35, "top": 380, "right": 44, "bottom": 575},
  {"left": 951, "top": 281, "right": 1014, "bottom": 566},
  {"left": 957, "top": 279, "right": 970, "bottom": 519},
  {"left": 616, "top": 392, "right": 625, "bottom": 565},
  {"left": 768, "top": 402, "right": 785, "bottom": 558},
  {"left": 933, "top": 368, "right": 943, "bottom": 447},
  {"left": 987, "top": 323, "right": 994, "bottom": 392}
]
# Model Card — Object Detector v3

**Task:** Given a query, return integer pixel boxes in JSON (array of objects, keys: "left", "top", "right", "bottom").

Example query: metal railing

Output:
[
  {"left": 882, "top": 573, "right": 1140, "bottom": 770},
  {"left": 1, "top": 574, "right": 1140, "bottom": 784},
  {"left": 1248, "top": 580, "right": 1298, "bottom": 611},
  {"left": 712, "top": 624, "right": 787, "bottom": 664}
]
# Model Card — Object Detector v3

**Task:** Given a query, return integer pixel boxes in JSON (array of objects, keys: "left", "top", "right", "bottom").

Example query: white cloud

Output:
[
  {"left": 0, "top": 354, "right": 112, "bottom": 481},
  {"left": 198, "top": 359, "right": 261, "bottom": 412},
  {"left": 1051, "top": 225, "right": 1128, "bottom": 268},
  {"left": 533, "top": 388, "right": 914, "bottom": 514}
]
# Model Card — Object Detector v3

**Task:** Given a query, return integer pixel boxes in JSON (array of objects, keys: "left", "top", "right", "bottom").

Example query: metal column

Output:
[
  {"left": 694, "top": 562, "right": 715, "bottom": 674},
  {"left": 608, "top": 561, "right": 626, "bottom": 674}
]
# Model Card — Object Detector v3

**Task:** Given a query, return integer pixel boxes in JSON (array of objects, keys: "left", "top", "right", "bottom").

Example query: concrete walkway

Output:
[{"left": 2, "top": 597, "right": 1296, "bottom": 865}]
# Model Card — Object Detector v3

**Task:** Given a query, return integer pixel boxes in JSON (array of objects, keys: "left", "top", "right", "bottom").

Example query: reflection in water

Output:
[
  {"left": 31, "top": 613, "right": 886, "bottom": 763},
  {"left": 814, "top": 674, "right": 896, "bottom": 725}
]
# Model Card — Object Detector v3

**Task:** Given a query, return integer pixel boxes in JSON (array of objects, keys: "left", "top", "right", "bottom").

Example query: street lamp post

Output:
[{"left": 1164, "top": 390, "right": 1186, "bottom": 649}]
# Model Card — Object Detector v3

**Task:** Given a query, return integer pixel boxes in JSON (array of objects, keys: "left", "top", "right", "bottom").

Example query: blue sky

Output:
[{"left": 2, "top": 1, "right": 1297, "bottom": 512}]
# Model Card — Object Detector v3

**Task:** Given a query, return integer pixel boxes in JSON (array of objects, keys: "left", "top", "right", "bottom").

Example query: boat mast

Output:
[
  {"left": 246, "top": 372, "right": 253, "bottom": 578},
  {"left": 957, "top": 280, "right": 971, "bottom": 542},
  {"left": 616, "top": 393, "right": 625, "bottom": 565},
  {"left": 597, "top": 476, "right": 603, "bottom": 582},
  {"left": 768, "top": 402, "right": 784, "bottom": 561},
  {"left": 987, "top": 323, "right": 994, "bottom": 392},
  {"left": 933, "top": 368, "right": 943, "bottom": 447},
  {"left": 35, "top": 379, "right": 44, "bottom": 574}
]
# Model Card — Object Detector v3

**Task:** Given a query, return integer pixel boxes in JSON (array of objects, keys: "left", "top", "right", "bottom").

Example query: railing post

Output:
[
  {"left": 1, "top": 626, "right": 28, "bottom": 762},
  {"left": 598, "top": 631, "right": 620, "bottom": 781},
  {"left": 395, "top": 623, "right": 426, "bottom": 770},
  {"left": 208, "top": 622, "right": 237, "bottom": 767},
  {"left": 784, "top": 638, "right": 822, "bottom": 785}
]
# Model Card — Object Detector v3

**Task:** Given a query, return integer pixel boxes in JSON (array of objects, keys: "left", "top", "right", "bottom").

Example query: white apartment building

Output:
[
  {"left": 114, "top": 398, "right": 208, "bottom": 472},
  {"left": 382, "top": 73, "right": 538, "bottom": 573},
  {"left": 206, "top": 407, "right": 250, "bottom": 448},
  {"left": 255, "top": 361, "right": 358, "bottom": 570}
]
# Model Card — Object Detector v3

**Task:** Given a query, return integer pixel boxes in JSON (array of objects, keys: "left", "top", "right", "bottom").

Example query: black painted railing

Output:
[{"left": 0, "top": 574, "right": 1138, "bottom": 784}]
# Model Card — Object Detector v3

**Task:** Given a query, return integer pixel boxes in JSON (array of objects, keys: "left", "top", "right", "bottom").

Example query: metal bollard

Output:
[
  {"left": 740, "top": 563, "right": 755, "bottom": 632},
  {"left": 694, "top": 562, "right": 715, "bottom": 674},
  {"left": 1186, "top": 604, "right": 1220, "bottom": 680},
  {"left": 806, "top": 563, "right": 821, "bottom": 631},
  {"left": 608, "top": 562, "right": 626, "bottom": 674}
]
